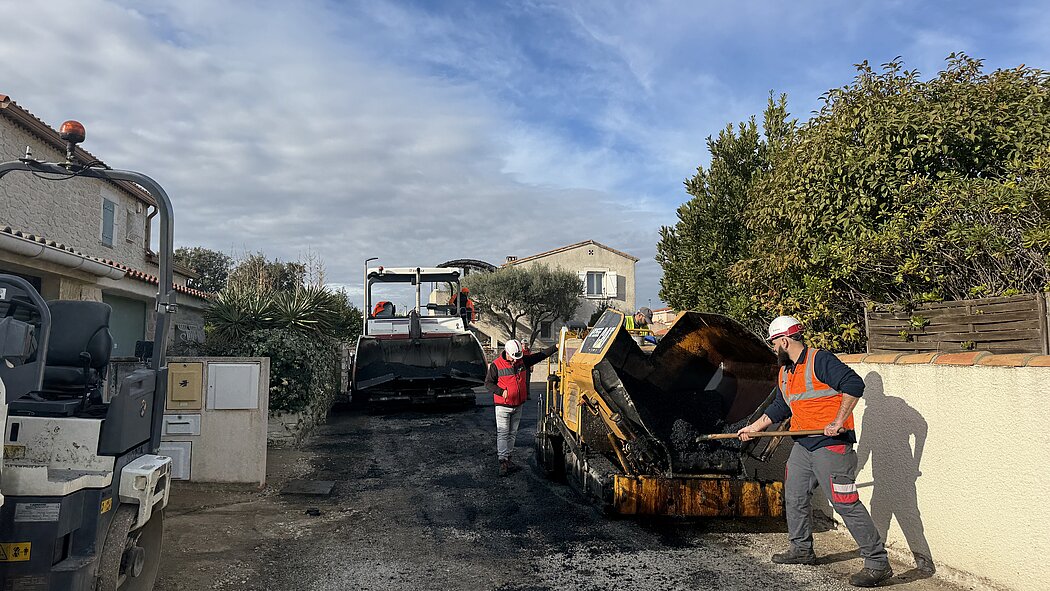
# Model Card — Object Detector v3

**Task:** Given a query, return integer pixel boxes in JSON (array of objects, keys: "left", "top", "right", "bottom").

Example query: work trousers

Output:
[
  {"left": 785, "top": 442, "right": 889, "bottom": 570},
  {"left": 495, "top": 404, "right": 523, "bottom": 460}
]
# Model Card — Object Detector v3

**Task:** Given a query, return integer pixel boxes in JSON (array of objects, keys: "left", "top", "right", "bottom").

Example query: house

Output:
[
  {"left": 652, "top": 307, "right": 676, "bottom": 325},
  {"left": 473, "top": 239, "right": 638, "bottom": 348},
  {"left": 0, "top": 93, "right": 209, "bottom": 357}
]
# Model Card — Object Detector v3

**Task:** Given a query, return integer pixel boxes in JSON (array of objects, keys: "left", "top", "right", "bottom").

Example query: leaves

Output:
[
  {"left": 174, "top": 246, "right": 233, "bottom": 293},
  {"left": 659, "top": 55, "right": 1050, "bottom": 352},
  {"left": 205, "top": 284, "right": 362, "bottom": 346},
  {"left": 464, "top": 264, "right": 583, "bottom": 345}
]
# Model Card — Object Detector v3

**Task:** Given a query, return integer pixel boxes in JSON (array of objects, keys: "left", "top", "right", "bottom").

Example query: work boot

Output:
[
  {"left": 849, "top": 566, "right": 893, "bottom": 587},
  {"left": 505, "top": 458, "right": 522, "bottom": 473},
  {"left": 498, "top": 459, "right": 510, "bottom": 477},
  {"left": 771, "top": 547, "right": 818, "bottom": 565}
]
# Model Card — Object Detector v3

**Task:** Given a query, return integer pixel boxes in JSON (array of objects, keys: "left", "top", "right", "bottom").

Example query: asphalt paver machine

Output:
[
  {"left": 0, "top": 121, "right": 175, "bottom": 590},
  {"left": 537, "top": 309, "right": 787, "bottom": 517},
  {"left": 351, "top": 266, "right": 487, "bottom": 406}
]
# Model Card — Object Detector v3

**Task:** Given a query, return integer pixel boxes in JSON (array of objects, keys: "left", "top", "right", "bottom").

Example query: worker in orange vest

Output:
[
  {"left": 449, "top": 287, "right": 474, "bottom": 326},
  {"left": 737, "top": 316, "right": 892, "bottom": 588}
]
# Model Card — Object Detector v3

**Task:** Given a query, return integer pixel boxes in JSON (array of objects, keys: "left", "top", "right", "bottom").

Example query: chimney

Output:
[{"left": 505, "top": 255, "right": 517, "bottom": 263}]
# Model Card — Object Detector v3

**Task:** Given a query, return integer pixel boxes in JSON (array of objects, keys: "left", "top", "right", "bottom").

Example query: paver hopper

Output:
[{"left": 537, "top": 309, "right": 786, "bottom": 517}]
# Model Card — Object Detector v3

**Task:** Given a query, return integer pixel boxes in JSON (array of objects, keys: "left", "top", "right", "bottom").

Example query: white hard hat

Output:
[
  {"left": 767, "top": 316, "right": 803, "bottom": 341},
  {"left": 504, "top": 339, "right": 525, "bottom": 360}
]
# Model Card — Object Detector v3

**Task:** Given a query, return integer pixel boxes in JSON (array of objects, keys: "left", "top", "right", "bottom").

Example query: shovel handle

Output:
[{"left": 697, "top": 429, "right": 826, "bottom": 441}]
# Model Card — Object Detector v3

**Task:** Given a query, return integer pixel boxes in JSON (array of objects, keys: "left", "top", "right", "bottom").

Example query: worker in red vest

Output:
[
  {"left": 737, "top": 316, "right": 892, "bottom": 588},
  {"left": 484, "top": 339, "right": 556, "bottom": 476}
]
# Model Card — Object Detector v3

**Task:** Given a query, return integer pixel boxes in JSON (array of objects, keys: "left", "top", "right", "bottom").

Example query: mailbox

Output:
[{"left": 167, "top": 362, "right": 204, "bottom": 411}]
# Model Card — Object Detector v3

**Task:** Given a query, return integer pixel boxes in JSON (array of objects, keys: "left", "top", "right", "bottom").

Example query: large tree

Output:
[
  {"left": 657, "top": 94, "right": 792, "bottom": 323},
  {"left": 464, "top": 264, "right": 582, "bottom": 345},
  {"left": 227, "top": 253, "right": 306, "bottom": 292},
  {"left": 658, "top": 55, "right": 1050, "bottom": 351},
  {"left": 174, "top": 246, "right": 233, "bottom": 293},
  {"left": 521, "top": 265, "right": 583, "bottom": 346}
]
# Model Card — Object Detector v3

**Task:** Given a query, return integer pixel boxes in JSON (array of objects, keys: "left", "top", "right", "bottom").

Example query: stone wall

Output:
[{"left": 0, "top": 116, "right": 151, "bottom": 268}]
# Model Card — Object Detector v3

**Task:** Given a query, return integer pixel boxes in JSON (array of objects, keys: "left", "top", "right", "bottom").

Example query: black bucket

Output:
[{"left": 352, "top": 333, "right": 487, "bottom": 395}]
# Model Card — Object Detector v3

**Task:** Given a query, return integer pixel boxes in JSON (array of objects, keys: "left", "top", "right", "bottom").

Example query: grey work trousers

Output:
[
  {"left": 495, "top": 404, "right": 523, "bottom": 460},
  {"left": 785, "top": 442, "right": 890, "bottom": 570}
]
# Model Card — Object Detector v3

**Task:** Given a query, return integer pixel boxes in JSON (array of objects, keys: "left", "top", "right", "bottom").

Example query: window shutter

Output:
[
  {"left": 101, "top": 199, "right": 115, "bottom": 246},
  {"left": 578, "top": 271, "right": 588, "bottom": 296},
  {"left": 605, "top": 271, "right": 618, "bottom": 298}
]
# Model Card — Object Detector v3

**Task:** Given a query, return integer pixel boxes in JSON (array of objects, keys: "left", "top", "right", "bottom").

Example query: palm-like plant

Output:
[
  {"left": 206, "top": 283, "right": 358, "bottom": 344},
  {"left": 271, "top": 285, "right": 340, "bottom": 337}
]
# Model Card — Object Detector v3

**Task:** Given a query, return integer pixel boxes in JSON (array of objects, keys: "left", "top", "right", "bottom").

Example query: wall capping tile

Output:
[
  {"left": 932, "top": 351, "right": 992, "bottom": 366},
  {"left": 977, "top": 354, "right": 1038, "bottom": 367},
  {"left": 860, "top": 353, "right": 903, "bottom": 364},
  {"left": 897, "top": 352, "right": 941, "bottom": 364}
]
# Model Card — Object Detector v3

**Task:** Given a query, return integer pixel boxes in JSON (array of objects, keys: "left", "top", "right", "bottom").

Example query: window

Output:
[
  {"left": 540, "top": 321, "right": 552, "bottom": 339},
  {"left": 125, "top": 210, "right": 138, "bottom": 243},
  {"left": 101, "top": 198, "right": 115, "bottom": 247},
  {"left": 585, "top": 271, "right": 605, "bottom": 297}
]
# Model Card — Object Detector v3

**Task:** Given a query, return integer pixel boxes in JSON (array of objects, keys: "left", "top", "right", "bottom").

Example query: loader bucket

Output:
[
  {"left": 591, "top": 311, "right": 778, "bottom": 473},
  {"left": 352, "top": 334, "right": 487, "bottom": 394}
]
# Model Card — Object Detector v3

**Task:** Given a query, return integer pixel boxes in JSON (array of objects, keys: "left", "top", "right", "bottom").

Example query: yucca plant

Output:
[
  {"left": 271, "top": 285, "right": 340, "bottom": 338},
  {"left": 205, "top": 285, "right": 276, "bottom": 342}
]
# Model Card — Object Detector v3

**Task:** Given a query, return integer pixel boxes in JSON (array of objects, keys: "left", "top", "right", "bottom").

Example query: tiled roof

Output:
[
  {"left": 88, "top": 257, "right": 211, "bottom": 301},
  {"left": 0, "top": 93, "right": 156, "bottom": 207},
  {"left": 503, "top": 240, "right": 640, "bottom": 266},
  {"left": 1, "top": 224, "right": 210, "bottom": 301},
  {"left": 1, "top": 225, "right": 123, "bottom": 267}
]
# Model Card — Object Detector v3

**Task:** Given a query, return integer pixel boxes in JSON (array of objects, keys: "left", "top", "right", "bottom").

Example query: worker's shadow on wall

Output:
[{"left": 837, "top": 372, "right": 936, "bottom": 581}]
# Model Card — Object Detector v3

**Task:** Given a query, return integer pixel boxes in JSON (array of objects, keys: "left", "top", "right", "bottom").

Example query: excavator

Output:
[
  {"left": 536, "top": 308, "right": 787, "bottom": 517},
  {"left": 1, "top": 120, "right": 175, "bottom": 589}
]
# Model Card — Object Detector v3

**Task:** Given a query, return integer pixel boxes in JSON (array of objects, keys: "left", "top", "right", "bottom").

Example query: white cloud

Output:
[
  {"left": 0, "top": 0, "right": 669, "bottom": 307},
  {"left": 3, "top": 0, "right": 1043, "bottom": 315}
]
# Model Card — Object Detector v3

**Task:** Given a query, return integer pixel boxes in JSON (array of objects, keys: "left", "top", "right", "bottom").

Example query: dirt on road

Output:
[{"left": 155, "top": 392, "right": 967, "bottom": 591}]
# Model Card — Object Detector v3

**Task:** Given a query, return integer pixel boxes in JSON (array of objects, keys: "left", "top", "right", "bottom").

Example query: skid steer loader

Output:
[{"left": 0, "top": 120, "right": 176, "bottom": 590}]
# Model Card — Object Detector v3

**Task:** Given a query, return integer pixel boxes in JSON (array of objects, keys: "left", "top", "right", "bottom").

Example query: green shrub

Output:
[{"left": 202, "top": 283, "right": 360, "bottom": 415}]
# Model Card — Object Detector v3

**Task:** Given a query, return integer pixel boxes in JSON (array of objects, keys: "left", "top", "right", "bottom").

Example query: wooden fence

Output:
[{"left": 865, "top": 293, "right": 1050, "bottom": 354}]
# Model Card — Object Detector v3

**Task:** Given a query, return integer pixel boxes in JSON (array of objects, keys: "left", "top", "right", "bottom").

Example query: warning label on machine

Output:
[
  {"left": 2, "top": 445, "right": 25, "bottom": 460},
  {"left": 0, "top": 542, "right": 31, "bottom": 562},
  {"left": 14, "top": 503, "right": 60, "bottom": 522}
]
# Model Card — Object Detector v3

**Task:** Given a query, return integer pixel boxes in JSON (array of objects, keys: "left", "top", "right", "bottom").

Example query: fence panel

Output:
[{"left": 865, "top": 294, "right": 1049, "bottom": 354}]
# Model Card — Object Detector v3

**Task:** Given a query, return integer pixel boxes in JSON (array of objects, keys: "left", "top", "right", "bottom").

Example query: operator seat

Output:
[
  {"left": 41, "top": 300, "right": 113, "bottom": 393},
  {"left": 373, "top": 301, "right": 396, "bottom": 318}
]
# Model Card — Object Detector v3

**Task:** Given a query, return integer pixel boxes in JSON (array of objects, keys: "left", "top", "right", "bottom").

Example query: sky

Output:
[{"left": 1, "top": 0, "right": 1048, "bottom": 311}]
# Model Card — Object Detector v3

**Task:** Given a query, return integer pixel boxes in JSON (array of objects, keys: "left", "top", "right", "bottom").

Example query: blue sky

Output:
[{"left": 1, "top": 0, "right": 1047, "bottom": 311}]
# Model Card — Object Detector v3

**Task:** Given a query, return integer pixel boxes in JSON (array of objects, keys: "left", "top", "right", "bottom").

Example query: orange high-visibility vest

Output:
[{"left": 780, "top": 348, "right": 854, "bottom": 432}]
